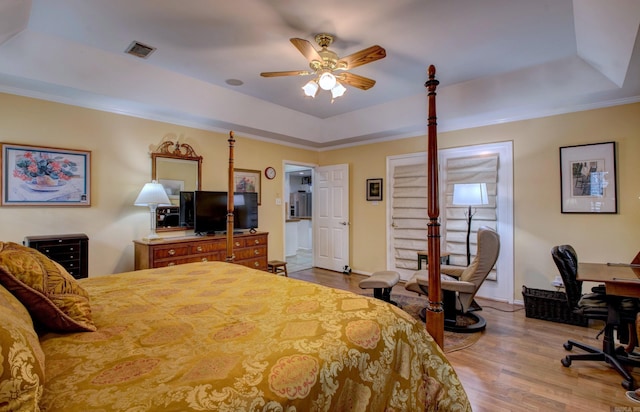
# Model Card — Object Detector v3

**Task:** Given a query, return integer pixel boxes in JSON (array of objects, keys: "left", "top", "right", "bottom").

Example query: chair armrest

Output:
[{"left": 440, "top": 265, "right": 465, "bottom": 278}]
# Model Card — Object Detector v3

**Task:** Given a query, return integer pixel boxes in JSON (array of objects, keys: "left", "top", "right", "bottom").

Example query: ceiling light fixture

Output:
[{"left": 302, "top": 72, "right": 346, "bottom": 101}]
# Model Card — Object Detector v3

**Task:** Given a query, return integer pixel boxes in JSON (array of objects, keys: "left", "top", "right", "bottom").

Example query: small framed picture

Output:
[
  {"left": 367, "top": 178, "right": 383, "bottom": 201},
  {"left": 559, "top": 141, "right": 617, "bottom": 213},
  {"left": 234, "top": 168, "right": 261, "bottom": 205},
  {"left": 1, "top": 143, "right": 91, "bottom": 206}
]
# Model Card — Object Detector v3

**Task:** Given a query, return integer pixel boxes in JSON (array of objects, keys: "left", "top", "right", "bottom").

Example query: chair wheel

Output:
[
  {"left": 623, "top": 380, "right": 634, "bottom": 390},
  {"left": 561, "top": 356, "right": 571, "bottom": 367},
  {"left": 563, "top": 342, "right": 573, "bottom": 351}
]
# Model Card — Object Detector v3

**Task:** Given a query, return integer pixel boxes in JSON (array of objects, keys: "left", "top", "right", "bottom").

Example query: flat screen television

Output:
[{"left": 193, "top": 191, "right": 258, "bottom": 235}]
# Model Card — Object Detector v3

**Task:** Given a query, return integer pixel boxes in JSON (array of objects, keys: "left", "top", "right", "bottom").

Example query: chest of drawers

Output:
[
  {"left": 23, "top": 233, "right": 89, "bottom": 279},
  {"left": 133, "top": 232, "right": 268, "bottom": 271}
]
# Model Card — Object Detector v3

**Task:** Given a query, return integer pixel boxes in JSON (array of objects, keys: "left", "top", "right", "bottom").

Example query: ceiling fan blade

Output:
[
  {"left": 337, "top": 45, "right": 386, "bottom": 70},
  {"left": 339, "top": 72, "right": 376, "bottom": 90},
  {"left": 260, "top": 70, "right": 312, "bottom": 77},
  {"left": 290, "top": 38, "right": 322, "bottom": 62}
]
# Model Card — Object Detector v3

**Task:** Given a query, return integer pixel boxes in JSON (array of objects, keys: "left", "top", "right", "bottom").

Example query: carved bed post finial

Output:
[
  {"left": 226, "top": 131, "right": 236, "bottom": 262},
  {"left": 425, "top": 65, "right": 444, "bottom": 348}
]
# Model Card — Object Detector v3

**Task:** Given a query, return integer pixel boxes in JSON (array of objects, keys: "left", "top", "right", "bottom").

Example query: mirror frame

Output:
[{"left": 151, "top": 141, "right": 202, "bottom": 232}]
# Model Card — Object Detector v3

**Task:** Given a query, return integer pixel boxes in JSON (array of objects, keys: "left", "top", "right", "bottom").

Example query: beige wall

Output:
[
  {"left": 1, "top": 92, "right": 639, "bottom": 303},
  {"left": 320, "top": 103, "right": 640, "bottom": 301},
  {"left": 0, "top": 93, "right": 316, "bottom": 275}
]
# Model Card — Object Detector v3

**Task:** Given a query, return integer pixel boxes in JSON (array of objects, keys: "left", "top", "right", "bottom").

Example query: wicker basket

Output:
[{"left": 521, "top": 286, "right": 588, "bottom": 326}]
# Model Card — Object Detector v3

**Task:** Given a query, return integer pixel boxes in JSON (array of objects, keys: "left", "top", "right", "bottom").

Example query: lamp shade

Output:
[
  {"left": 452, "top": 183, "right": 489, "bottom": 206},
  {"left": 331, "top": 82, "right": 347, "bottom": 98},
  {"left": 302, "top": 80, "right": 319, "bottom": 97},
  {"left": 134, "top": 181, "right": 171, "bottom": 206}
]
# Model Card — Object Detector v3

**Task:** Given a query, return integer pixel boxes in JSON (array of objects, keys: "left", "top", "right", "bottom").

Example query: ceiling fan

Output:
[{"left": 260, "top": 33, "right": 386, "bottom": 100}]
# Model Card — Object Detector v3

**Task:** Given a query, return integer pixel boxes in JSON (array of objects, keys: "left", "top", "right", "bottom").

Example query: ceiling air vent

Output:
[{"left": 125, "top": 41, "right": 156, "bottom": 59}]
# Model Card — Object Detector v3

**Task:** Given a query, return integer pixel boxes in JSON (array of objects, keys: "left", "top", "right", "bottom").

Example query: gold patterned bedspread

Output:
[{"left": 39, "top": 261, "right": 470, "bottom": 411}]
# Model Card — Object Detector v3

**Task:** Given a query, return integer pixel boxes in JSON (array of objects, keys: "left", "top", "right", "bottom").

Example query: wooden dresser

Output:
[
  {"left": 133, "top": 232, "right": 268, "bottom": 271},
  {"left": 23, "top": 233, "right": 89, "bottom": 279}
]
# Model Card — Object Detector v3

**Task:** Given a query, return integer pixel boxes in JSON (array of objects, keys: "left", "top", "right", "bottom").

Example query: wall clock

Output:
[{"left": 265, "top": 166, "right": 276, "bottom": 180}]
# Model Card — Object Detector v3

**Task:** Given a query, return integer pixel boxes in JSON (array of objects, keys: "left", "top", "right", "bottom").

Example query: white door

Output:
[{"left": 314, "top": 164, "right": 349, "bottom": 272}]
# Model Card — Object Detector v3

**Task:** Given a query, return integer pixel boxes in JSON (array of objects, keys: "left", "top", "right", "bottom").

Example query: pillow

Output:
[
  {"left": 0, "top": 283, "right": 45, "bottom": 411},
  {"left": 0, "top": 242, "right": 96, "bottom": 332}
]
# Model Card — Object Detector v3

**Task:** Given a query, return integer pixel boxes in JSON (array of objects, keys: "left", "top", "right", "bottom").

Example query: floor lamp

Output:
[
  {"left": 452, "top": 183, "right": 489, "bottom": 266},
  {"left": 134, "top": 180, "right": 171, "bottom": 241}
]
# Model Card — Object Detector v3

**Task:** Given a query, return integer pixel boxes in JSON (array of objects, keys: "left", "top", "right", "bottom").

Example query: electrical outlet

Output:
[{"left": 275, "top": 198, "right": 281, "bottom": 205}]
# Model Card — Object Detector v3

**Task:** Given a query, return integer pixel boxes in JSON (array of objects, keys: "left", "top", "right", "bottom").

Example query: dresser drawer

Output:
[
  {"left": 152, "top": 245, "right": 190, "bottom": 260},
  {"left": 189, "top": 241, "right": 225, "bottom": 255},
  {"left": 154, "top": 253, "right": 223, "bottom": 267},
  {"left": 235, "top": 246, "right": 266, "bottom": 260},
  {"left": 236, "top": 258, "right": 266, "bottom": 271}
]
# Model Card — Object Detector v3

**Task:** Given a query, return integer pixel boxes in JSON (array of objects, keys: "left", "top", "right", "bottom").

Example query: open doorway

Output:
[{"left": 284, "top": 163, "right": 314, "bottom": 272}]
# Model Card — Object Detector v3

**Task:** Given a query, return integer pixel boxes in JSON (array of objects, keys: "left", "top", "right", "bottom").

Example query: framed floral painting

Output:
[
  {"left": 1, "top": 143, "right": 91, "bottom": 206},
  {"left": 233, "top": 168, "right": 261, "bottom": 205}
]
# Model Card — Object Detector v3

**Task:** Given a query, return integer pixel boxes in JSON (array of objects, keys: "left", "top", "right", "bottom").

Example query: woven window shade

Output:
[
  {"left": 444, "top": 154, "right": 498, "bottom": 276},
  {"left": 391, "top": 164, "right": 428, "bottom": 270}
]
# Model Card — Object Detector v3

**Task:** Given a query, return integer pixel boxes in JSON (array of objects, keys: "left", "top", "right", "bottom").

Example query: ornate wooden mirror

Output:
[{"left": 151, "top": 140, "right": 202, "bottom": 232}]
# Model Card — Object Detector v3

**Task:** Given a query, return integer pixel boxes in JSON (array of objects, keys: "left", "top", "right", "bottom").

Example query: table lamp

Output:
[
  {"left": 134, "top": 180, "right": 171, "bottom": 240},
  {"left": 452, "top": 182, "right": 489, "bottom": 265}
]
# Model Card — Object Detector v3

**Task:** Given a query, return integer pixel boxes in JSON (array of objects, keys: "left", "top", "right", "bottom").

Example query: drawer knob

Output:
[
  {"left": 235, "top": 241, "right": 240, "bottom": 247},
  {"left": 254, "top": 262, "right": 260, "bottom": 267},
  {"left": 254, "top": 250, "right": 259, "bottom": 255},
  {"left": 70, "top": 247, "right": 75, "bottom": 251},
  {"left": 201, "top": 258, "right": 208, "bottom": 262},
  {"left": 254, "top": 240, "right": 259, "bottom": 244},
  {"left": 168, "top": 249, "right": 176, "bottom": 256},
  {"left": 168, "top": 262, "right": 176, "bottom": 266},
  {"left": 196, "top": 246, "right": 203, "bottom": 252}
]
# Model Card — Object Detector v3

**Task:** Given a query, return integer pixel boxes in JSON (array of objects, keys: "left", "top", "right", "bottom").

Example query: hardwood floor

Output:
[{"left": 289, "top": 267, "right": 640, "bottom": 411}]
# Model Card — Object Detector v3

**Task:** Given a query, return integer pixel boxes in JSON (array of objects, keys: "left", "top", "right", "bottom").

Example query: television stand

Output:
[{"left": 133, "top": 232, "right": 269, "bottom": 270}]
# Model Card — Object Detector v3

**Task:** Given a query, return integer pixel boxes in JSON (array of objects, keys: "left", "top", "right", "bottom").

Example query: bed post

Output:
[
  {"left": 226, "top": 131, "right": 235, "bottom": 263},
  {"left": 425, "top": 65, "right": 444, "bottom": 348}
]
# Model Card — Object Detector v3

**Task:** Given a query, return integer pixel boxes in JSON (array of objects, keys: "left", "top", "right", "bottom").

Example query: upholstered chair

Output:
[{"left": 405, "top": 226, "right": 500, "bottom": 333}]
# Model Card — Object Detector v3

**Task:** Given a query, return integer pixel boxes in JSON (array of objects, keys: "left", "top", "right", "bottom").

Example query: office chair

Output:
[
  {"left": 405, "top": 226, "right": 500, "bottom": 333},
  {"left": 553, "top": 245, "right": 639, "bottom": 390}
]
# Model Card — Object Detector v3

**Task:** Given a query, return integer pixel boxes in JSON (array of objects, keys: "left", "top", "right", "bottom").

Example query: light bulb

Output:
[{"left": 318, "top": 72, "right": 336, "bottom": 90}]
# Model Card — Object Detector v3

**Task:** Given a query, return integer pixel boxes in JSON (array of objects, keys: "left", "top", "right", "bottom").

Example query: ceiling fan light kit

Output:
[{"left": 261, "top": 33, "right": 386, "bottom": 102}]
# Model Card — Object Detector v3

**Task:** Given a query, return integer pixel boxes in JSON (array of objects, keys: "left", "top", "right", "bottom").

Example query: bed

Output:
[{"left": 0, "top": 254, "right": 470, "bottom": 411}]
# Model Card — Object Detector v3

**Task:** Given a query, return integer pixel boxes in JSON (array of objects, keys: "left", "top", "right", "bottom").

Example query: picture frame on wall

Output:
[
  {"left": 1, "top": 143, "right": 91, "bottom": 206},
  {"left": 559, "top": 141, "right": 617, "bottom": 213},
  {"left": 367, "top": 178, "right": 383, "bottom": 201},
  {"left": 234, "top": 168, "right": 261, "bottom": 205}
]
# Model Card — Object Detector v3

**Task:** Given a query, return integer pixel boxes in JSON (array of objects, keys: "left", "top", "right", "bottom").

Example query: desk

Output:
[
  {"left": 416, "top": 251, "right": 450, "bottom": 269},
  {"left": 578, "top": 263, "right": 640, "bottom": 298},
  {"left": 574, "top": 262, "right": 640, "bottom": 389}
]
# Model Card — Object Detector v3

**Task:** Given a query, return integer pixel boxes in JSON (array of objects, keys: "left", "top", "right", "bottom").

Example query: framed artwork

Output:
[
  {"left": 559, "top": 141, "right": 617, "bottom": 213},
  {"left": 367, "top": 178, "right": 383, "bottom": 201},
  {"left": 234, "top": 168, "right": 261, "bottom": 205},
  {"left": 1, "top": 143, "right": 91, "bottom": 206}
]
